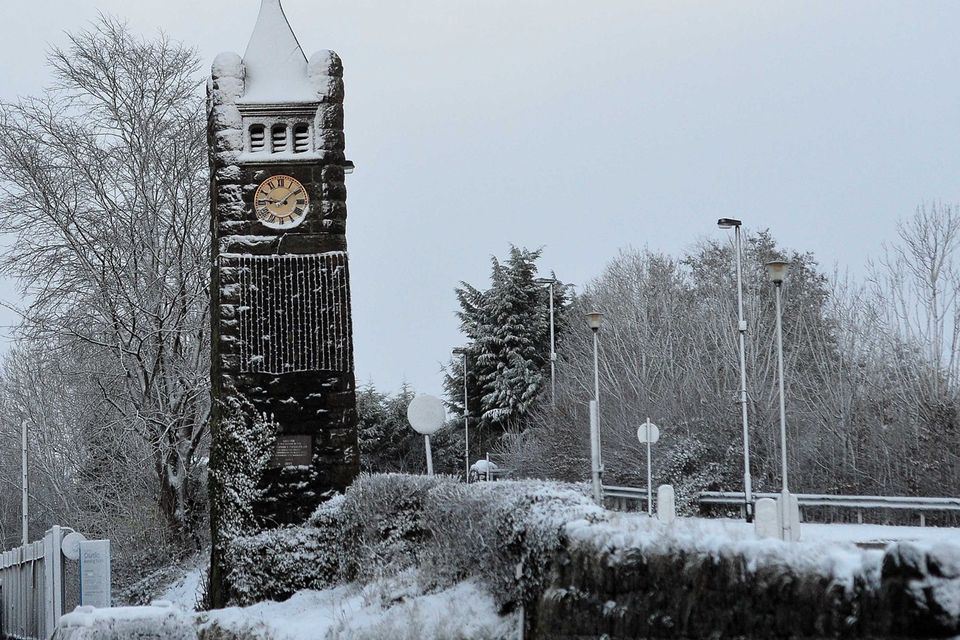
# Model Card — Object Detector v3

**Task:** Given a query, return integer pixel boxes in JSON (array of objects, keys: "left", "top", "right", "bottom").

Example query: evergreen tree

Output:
[
  {"left": 357, "top": 382, "right": 418, "bottom": 473},
  {"left": 444, "top": 246, "right": 569, "bottom": 448}
]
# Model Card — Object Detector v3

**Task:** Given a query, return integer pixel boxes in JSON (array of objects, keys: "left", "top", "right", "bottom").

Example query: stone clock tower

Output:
[{"left": 207, "top": 0, "right": 359, "bottom": 563}]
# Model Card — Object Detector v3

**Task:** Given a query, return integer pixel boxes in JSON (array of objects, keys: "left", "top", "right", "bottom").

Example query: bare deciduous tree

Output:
[{"left": 0, "top": 17, "right": 209, "bottom": 544}]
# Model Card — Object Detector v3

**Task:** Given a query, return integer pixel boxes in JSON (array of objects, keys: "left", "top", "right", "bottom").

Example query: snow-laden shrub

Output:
[
  {"left": 420, "top": 480, "right": 607, "bottom": 610},
  {"left": 207, "top": 397, "right": 278, "bottom": 607},
  {"left": 337, "top": 473, "right": 456, "bottom": 582},
  {"left": 660, "top": 436, "right": 724, "bottom": 514},
  {"left": 224, "top": 523, "right": 340, "bottom": 606},
  {"left": 219, "top": 495, "right": 346, "bottom": 606},
  {"left": 212, "top": 474, "right": 607, "bottom": 610}
]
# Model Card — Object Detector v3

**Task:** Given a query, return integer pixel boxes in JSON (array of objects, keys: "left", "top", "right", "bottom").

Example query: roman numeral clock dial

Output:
[{"left": 254, "top": 175, "right": 310, "bottom": 229}]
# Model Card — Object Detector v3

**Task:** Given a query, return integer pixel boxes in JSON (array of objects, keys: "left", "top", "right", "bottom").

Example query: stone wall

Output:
[{"left": 529, "top": 523, "right": 960, "bottom": 639}]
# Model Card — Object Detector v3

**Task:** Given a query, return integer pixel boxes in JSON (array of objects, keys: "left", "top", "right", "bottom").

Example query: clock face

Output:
[{"left": 254, "top": 175, "right": 310, "bottom": 229}]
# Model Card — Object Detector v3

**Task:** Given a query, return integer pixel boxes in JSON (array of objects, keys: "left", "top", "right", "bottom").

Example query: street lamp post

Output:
[
  {"left": 453, "top": 347, "right": 470, "bottom": 482},
  {"left": 718, "top": 218, "right": 753, "bottom": 521},
  {"left": 21, "top": 419, "right": 28, "bottom": 545},
  {"left": 766, "top": 259, "right": 794, "bottom": 540},
  {"left": 536, "top": 277, "right": 558, "bottom": 406},
  {"left": 586, "top": 311, "right": 604, "bottom": 503}
]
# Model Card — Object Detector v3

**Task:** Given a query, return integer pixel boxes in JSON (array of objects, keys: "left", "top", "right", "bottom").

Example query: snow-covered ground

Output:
[
  {"left": 158, "top": 561, "right": 205, "bottom": 610},
  {"left": 197, "top": 573, "right": 516, "bottom": 640},
  {"left": 151, "top": 567, "right": 516, "bottom": 640}
]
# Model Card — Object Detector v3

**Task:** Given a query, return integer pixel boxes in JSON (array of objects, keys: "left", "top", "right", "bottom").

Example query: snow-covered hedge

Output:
[
  {"left": 529, "top": 516, "right": 960, "bottom": 638},
  {"left": 221, "top": 474, "right": 606, "bottom": 609},
  {"left": 335, "top": 474, "right": 450, "bottom": 583},
  {"left": 223, "top": 496, "right": 344, "bottom": 606},
  {"left": 420, "top": 480, "right": 605, "bottom": 608}
]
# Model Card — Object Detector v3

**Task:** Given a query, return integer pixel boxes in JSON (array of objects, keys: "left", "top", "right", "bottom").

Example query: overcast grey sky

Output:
[{"left": 1, "top": 1, "right": 959, "bottom": 397}]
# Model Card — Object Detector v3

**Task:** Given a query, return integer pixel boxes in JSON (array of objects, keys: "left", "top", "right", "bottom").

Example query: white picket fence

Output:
[{"left": 0, "top": 526, "right": 69, "bottom": 640}]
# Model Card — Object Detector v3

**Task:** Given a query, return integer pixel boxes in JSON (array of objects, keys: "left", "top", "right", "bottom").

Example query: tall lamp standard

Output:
[
  {"left": 718, "top": 218, "right": 753, "bottom": 521},
  {"left": 766, "top": 259, "right": 794, "bottom": 540},
  {"left": 452, "top": 347, "right": 470, "bottom": 482},
  {"left": 21, "top": 418, "right": 28, "bottom": 545},
  {"left": 586, "top": 311, "right": 604, "bottom": 503},
  {"left": 535, "top": 277, "right": 558, "bottom": 406}
]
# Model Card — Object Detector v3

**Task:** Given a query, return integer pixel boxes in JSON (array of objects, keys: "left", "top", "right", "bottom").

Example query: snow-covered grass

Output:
[
  {"left": 326, "top": 578, "right": 517, "bottom": 640},
  {"left": 197, "top": 585, "right": 356, "bottom": 639},
  {"left": 195, "top": 571, "right": 516, "bottom": 640},
  {"left": 623, "top": 512, "right": 960, "bottom": 545},
  {"left": 800, "top": 520, "right": 960, "bottom": 545}
]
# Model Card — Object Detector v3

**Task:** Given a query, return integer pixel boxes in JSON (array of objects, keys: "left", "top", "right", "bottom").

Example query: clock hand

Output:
[{"left": 279, "top": 188, "right": 304, "bottom": 207}]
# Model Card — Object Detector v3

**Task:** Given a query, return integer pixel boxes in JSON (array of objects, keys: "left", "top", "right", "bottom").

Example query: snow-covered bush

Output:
[
  {"left": 210, "top": 473, "right": 609, "bottom": 611},
  {"left": 209, "top": 398, "right": 278, "bottom": 542},
  {"left": 420, "top": 480, "right": 606, "bottom": 610},
  {"left": 217, "top": 495, "right": 346, "bottom": 606},
  {"left": 337, "top": 473, "right": 456, "bottom": 582},
  {"left": 207, "top": 397, "right": 278, "bottom": 606},
  {"left": 223, "top": 525, "right": 340, "bottom": 606},
  {"left": 659, "top": 436, "right": 725, "bottom": 514}
]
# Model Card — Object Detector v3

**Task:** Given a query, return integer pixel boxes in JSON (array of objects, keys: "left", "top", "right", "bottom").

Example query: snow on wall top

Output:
[{"left": 239, "top": 0, "right": 314, "bottom": 104}]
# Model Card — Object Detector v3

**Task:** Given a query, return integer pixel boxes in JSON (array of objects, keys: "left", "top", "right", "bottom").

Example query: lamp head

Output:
[
  {"left": 535, "top": 277, "right": 556, "bottom": 285},
  {"left": 452, "top": 347, "right": 468, "bottom": 356},
  {"left": 586, "top": 311, "right": 604, "bottom": 332},
  {"left": 717, "top": 217, "right": 742, "bottom": 229},
  {"left": 765, "top": 260, "right": 790, "bottom": 285}
]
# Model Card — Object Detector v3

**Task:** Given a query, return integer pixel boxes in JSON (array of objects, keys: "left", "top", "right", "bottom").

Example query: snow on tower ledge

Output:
[{"left": 240, "top": 0, "right": 313, "bottom": 104}]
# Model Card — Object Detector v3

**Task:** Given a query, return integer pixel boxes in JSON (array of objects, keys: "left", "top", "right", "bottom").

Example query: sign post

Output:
[
  {"left": 407, "top": 395, "right": 446, "bottom": 476},
  {"left": 636, "top": 418, "right": 660, "bottom": 516},
  {"left": 79, "top": 539, "right": 111, "bottom": 608}
]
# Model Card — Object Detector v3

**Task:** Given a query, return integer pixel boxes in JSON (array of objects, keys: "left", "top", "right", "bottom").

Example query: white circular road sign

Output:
[
  {"left": 637, "top": 422, "right": 660, "bottom": 444},
  {"left": 61, "top": 531, "right": 87, "bottom": 561},
  {"left": 407, "top": 394, "right": 446, "bottom": 435}
]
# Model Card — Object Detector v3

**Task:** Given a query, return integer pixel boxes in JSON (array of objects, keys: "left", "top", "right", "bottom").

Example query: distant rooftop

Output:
[{"left": 239, "top": 0, "right": 315, "bottom": 104}]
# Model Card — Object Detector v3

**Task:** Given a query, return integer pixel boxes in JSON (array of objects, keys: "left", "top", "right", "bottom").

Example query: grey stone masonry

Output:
[{"left": 208, "top": 38, "right": 359, "bottom": 529}]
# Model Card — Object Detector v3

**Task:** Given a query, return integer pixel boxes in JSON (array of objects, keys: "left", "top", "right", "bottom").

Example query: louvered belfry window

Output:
[
  {"left": 250, "top": 124, "right": 266, "bottom": 152},
  {"left": 271, "top": 124, "right": 288, "bottom": 152},
  {"left": 293, "top": 124, "right": 310, "bottom": 153}
]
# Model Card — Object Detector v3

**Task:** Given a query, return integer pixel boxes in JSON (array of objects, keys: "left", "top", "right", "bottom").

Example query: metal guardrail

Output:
[
  {"left": 698, "top": 491, "right": 960, "bottom": 510},
  {"left": 603, "top": 485, "right": 649, "bottom": 499},
  {"left": 602, "top": 485, "right": 650, "bottom": 510},
  {"left": 602, "top": 487, "right": 960, "bottom": 525},
  {"left": 699, "top": 491, "right": 960, "bottom": 526},
  {"left": 0, "top": 526, "right": 69, "bottom": 640}
]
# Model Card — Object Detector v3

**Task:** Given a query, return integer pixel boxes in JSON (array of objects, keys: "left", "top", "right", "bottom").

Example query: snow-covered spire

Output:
[{"left": 240, "top": 0, "right": 314, "bottom": 103}]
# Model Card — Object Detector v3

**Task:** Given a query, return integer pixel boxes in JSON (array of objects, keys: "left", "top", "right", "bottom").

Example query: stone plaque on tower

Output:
[{"left": 207, "top": 0, "right": 359, "bottom": 565}]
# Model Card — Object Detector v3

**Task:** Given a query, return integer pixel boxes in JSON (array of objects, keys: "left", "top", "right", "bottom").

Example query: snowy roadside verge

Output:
[
  {"left": 198, "top": 573, "right": 517, "bottom": 640},
  {"left": 55, "top": 572, "right": 517, "bottom": 640}
]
